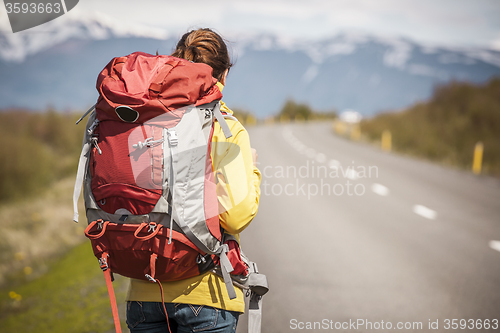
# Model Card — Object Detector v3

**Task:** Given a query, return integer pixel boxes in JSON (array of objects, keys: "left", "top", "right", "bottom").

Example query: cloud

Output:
[
  {"left": 3, "top": 0, "right": 499, "bottom": 49},
  {"left": 491, "top": 35, "right": 500, "bottom": 51}
]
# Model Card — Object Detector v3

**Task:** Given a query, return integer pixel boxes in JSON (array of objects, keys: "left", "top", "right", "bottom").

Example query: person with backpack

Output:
[{"left": 122, "top": 28, "right": 262, "bottom": 333}]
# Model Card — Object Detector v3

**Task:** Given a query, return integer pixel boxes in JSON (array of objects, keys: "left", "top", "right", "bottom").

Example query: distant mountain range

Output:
[{"left": 1, "top": 13, "right": 500, "bottom": 117}]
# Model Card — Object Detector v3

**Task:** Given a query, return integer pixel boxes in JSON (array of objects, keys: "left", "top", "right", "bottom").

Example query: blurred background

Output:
[{"left": 0, "top": 1, "right": 499, "bottom": 332}]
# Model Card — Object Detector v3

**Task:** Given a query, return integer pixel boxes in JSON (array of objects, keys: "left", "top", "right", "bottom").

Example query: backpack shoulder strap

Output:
[{"left": 212, "top": 102, "right": 233, "bottom": 139}]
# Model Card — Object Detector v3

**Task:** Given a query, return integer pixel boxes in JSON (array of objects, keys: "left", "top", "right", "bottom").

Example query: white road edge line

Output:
[
  {"left": 489, "top": 240, "right": 500, "bottom": 253},
  {"left": 413, "top": 205, "right": 437, "bottom": 220},
  {"left": 371, "top": 183, "right": 389, "bottom": 196}
]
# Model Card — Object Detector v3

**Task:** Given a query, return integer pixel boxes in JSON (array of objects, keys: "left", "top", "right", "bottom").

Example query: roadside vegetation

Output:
[
  {"left": 0, "top": 110, "right": 88, "bottom": 286},
  {"left": 359, "top": 78, "right": 500, "bottom": 176},
  {"left": 231, "top": 107, "right": 259, "bottom": 126},
  {"left": 0, "top": 109, "right": 84, "bottom": 202},
  {"left": 0, "top": 109, "right": 127, "bottom": 332},
  {"left": 275, "top": 99, "right": 337, "bottom": 121}
]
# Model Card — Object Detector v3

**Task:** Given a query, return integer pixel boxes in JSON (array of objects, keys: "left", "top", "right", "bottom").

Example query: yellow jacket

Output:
[{"left": 126, "top": 83, "right": 261, "bottom": 313}]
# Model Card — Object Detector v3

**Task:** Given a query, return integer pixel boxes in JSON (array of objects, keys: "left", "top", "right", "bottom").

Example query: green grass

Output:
[
  {"left": 0, "top": 242, "right": 129, "bottom": 333},
  {"left": 0, "top": 177, "right": 88, "bottom": 287}
]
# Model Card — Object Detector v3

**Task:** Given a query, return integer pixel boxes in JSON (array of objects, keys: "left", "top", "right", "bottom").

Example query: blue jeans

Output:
[{"left": 126, "top": 301, "right": 239, "bottom": 333}]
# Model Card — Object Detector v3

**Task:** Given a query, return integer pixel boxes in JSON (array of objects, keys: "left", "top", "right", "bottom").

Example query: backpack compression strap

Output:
[
  {"left": 99, "top": 252, "right": 122, "bottom": 333},
  {"left": 247, "top": 264, "right": 267, "bottom": 333},
  {"left": 210, "top": 257, "right": 268, "bottom": 333},
  {"left": 220, "top": 234, "right": 269, "bottom": 333}
]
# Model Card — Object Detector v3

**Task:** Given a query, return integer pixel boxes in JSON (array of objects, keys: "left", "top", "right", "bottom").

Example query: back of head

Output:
[{"left": 172, "top": 28, "right": 232, "bottom": 82}]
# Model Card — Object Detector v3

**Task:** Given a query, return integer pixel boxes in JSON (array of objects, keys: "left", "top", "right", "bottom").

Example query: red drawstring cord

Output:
[
  {"left": 155, "top": 278, "right": 171, "bottom": 333},
  {"left": 146, "top": 253, "right": 171, "bottom": 333}
]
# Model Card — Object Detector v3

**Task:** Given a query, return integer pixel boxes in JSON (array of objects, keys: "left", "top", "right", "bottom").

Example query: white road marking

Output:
[
  {"left": 283, "top": 128, "right": 443, "bottom": 224},
  {"left": 489, "top": 240, "right": 500, "bottom": 253},
  {"left": 345, "top": 168, "right": 358, "bottom": 180},
  {"left": 329, "top": 159, "right": 340, "bottom": 169},
  {"left": 371, "top": 183, "right": 389, "bottom": 196},
  {"left": 293, "top": 142, "right": 306, "bottom": 153},
  {"left": 306, "top": 148, "right": 316, "bottom": 159},
  {"left": 282, "top": 130, "right": 337, "bottom": 171},
  {"left": 412, "top": 205, "right": 437, "bottom": 220},
  {"left": 315, "top": 153, "right": 326, "bottom": 163}
]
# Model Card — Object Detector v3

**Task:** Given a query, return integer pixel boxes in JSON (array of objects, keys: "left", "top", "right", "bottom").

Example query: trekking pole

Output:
[{"left": 76, "top": 104, "right": 96, "bottom": 125}]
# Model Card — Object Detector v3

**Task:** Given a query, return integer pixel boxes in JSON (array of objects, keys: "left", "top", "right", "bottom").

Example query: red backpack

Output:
[{"left": 72, "top": 52, "right": 268, "bottom": 333}]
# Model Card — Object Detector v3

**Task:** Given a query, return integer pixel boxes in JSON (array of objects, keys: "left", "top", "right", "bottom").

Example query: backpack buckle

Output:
[
  {"left": 196, "top": 254, "right": 207, "bottom": 264},
  {"left": 147, "top": 222, "right": 157, "bottom": 233},
  {"left": 168, "top": 130, "right": 178, "bottom": 146},
  {"left": 145, "top": 274, "right": 156, "bottom": 282},
  {"left": 204, "top": 109, "right": 212, "bottom": 119},
  {"left": 87, "top": 119, "right": 99, "bottom": 135},
  {"left": 98, "top": 256, "right": 109, "bottom": 270}
]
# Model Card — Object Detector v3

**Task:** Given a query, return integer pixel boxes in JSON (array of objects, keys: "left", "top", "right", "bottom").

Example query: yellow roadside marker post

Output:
[
  {"left": 472, "top": 141, "right": 484, "bottom": 175},
  {"left": 334, "top": 121, "right": 346, "bottom": 135},
  {"left": 381, "top": 130, "right": 392, "bottom": 152},
  {"left": 350, "top": 125, "right": 361, "bottom": 141}
]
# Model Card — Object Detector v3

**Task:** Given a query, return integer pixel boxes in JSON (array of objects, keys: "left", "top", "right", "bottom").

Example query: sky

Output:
[
  {"left": 79, "top": 0, "right": 500, "bottom": 49},
  {"left": 1, "top": 0, "right": 500, "bottom": 50}
]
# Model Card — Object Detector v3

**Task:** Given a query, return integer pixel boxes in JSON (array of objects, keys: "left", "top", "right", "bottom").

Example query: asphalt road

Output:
[{"left": 237, "top": 121, "right": 500, "bottom": 333}]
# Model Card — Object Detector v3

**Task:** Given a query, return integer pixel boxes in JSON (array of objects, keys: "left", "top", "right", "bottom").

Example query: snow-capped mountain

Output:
[
  {"left": 1, "top": 14, "right": 500, "bottom": 117},
  {"left": 0, "top": 12, "right": 170, "bottom": 62},
  {"left": 224, "top": 33, "right": 500, "bottom": 116}
]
